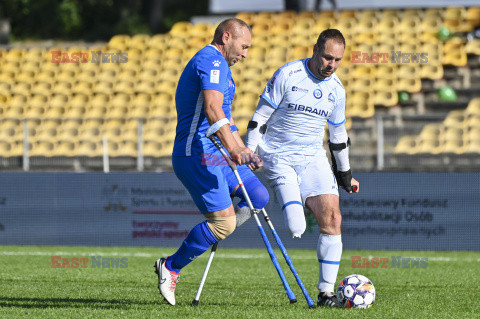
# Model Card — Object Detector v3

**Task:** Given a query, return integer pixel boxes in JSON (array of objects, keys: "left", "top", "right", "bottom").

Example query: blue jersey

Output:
[{"left": 173, "top": 45, "right": 236, "bottom": 156}]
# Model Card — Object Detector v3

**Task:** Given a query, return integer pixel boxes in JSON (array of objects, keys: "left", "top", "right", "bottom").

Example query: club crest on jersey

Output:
[
  {"left": 313, "top": 89, "right": 322, "bottom": 99},
  {"left": 328, "top": 93, "right": 335, "bottom": 103},
  {"left": 212, "top": 60, "right": 221, "bottom": 67}
]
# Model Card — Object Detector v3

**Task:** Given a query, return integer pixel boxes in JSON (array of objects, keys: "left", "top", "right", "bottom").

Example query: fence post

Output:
[
  {"left": 376, "top": 115, "right": 384, "bottom": 171},
  {"left": 137, "top": 118, "right": 144, "bottom": 171},
  {"left": 102, "top": 135, "right": 109, "bottom": 173},
  {"left": 23, "top": 119, "right": 29, "bottom": 171}
]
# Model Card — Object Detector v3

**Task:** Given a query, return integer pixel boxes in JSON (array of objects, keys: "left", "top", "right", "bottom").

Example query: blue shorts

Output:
[{"left": 172, "top": 154, "right": 257, "bottom": 214}]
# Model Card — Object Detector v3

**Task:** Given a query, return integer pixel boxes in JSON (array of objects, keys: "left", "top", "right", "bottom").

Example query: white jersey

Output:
[{"left": 258, "top": 58, "right": 346, "bottom": 157}]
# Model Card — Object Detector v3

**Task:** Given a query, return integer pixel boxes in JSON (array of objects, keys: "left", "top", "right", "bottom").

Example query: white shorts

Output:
[{"left": 262, "top": 153, "right": 339, "bottom": 205}]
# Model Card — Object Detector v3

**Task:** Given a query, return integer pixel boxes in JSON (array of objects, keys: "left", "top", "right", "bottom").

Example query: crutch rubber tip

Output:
[
  {"left": 289, "top": 298, "right": 297, "bottom": 304},
  {"left": 192, "top": 300, "right": 199, "bottom": 306}
]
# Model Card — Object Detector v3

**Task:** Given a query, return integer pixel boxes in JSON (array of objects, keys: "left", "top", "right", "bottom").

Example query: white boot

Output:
[{"left": 154, "top": 257, "right": 179, "bottom": 305}]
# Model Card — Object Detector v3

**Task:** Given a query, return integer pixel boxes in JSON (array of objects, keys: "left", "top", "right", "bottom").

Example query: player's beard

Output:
[{"left": 321, "top": 66, "right": 334, "bottom": 77}]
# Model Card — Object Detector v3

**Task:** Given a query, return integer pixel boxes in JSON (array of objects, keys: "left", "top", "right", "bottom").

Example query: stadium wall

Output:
[{"left": 0, "top": 172, "right": 478, "bottom": 251}]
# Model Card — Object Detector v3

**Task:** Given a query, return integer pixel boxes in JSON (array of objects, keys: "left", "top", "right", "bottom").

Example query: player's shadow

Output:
[{"left": 0, "top": 296, "right": 158, "bottom": 309}]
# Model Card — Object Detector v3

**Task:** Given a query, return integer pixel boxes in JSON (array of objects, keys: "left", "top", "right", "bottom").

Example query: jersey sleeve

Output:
[
  {"left": 259, "top": 67, "right": 287, "bottom": 109},
  {"left": 197, "top": 55, "right": 229, "bottom": 93},
  {"left": 327, "top": 87, "right": 346, "bottom": 126}
]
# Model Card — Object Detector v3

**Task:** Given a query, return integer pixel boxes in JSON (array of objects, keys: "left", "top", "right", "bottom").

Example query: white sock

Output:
[{"left": 317, "top": 233, "right": 342, "bottom": 292}]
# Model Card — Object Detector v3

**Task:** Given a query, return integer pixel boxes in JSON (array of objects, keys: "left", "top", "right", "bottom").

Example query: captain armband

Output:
[{"left": 205, "top": 118, "right": 230, "bottom": 138}]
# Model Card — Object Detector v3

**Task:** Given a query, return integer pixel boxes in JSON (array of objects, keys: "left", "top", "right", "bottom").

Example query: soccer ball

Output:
[{"left": 336, "top": 274, "right": 375, "bottom": 309}]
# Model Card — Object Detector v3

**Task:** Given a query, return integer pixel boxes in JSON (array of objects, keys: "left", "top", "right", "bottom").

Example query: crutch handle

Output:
[{"left": 207, "top": 135, "right": 237, "bottom": 171}]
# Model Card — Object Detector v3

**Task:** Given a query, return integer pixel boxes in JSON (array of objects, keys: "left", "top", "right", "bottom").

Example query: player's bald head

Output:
[{"left": 212, "top": 18, "right": 251, "bottom": 44}]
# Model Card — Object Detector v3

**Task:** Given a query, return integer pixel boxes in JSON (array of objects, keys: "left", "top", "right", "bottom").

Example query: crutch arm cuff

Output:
[{"left": 206, "top": 118, "right": 230, "bottom": 138}]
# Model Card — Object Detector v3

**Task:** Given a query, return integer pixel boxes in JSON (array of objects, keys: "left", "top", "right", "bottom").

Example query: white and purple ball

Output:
[{"left": 336, "top": 274, "right": 375, "bottom": 308}]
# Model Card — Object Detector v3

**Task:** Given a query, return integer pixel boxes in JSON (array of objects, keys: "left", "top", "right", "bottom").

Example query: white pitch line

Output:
[{"left": 0, "top": 251, "right": 478, "bottom": 262}]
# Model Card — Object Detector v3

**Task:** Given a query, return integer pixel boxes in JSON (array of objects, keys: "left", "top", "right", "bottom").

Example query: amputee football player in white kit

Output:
[{"left": 246, "top": 29, "right": 359, "bottom": 307}]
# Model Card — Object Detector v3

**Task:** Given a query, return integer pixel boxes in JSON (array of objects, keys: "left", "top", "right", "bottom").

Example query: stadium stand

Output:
[{"left": 0, "top": 7, "right": 479, "bottom": 171}]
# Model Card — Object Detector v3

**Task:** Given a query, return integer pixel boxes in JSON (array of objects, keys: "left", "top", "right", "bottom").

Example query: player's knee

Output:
[
  {"left": 236, "top": 177, "right": 269, "bottom": 209},
  {"left": 206, "top": 215, "right": 236, "bottom": 240},
  {"left": 250, "top": 183, "right": 269, "bottom": 209}
]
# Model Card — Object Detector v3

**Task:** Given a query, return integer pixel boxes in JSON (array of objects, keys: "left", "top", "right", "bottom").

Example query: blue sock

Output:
[
  {"left": 236, "top": 176, "right": 269, "bottom": 209},
  {"left": 165, "top": 221, "right": 219, "bottom": 274}
]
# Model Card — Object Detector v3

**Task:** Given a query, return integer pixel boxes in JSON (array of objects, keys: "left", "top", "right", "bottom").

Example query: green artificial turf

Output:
[{"left": 0, "top": 246, "right": 478, "bottom": 318}]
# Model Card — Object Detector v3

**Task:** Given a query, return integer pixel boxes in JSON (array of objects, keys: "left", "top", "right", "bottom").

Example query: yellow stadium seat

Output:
[
  {"left": 36, "top": 70, "right": 57, "bottom": 83},
  {"left": 53, "top": 139, "right": 76, "bottom": 156},
  {"left": 170, "top": 21, "right": 192, "bottom": 37},
  {"left": 419, "top": 62, "right": 443, "bottom": 80},
  {"left": 464, "top": 127, "right": 480, "bottom": 150},
  {"left": 30, "top": 81, "right": 52, "bottom": 96},
  {"left": 373, "top": 90, "right": 398, "bottom": 107},
  {"left": 8, "top": 93, "right": 29, "bottom": 109},
  {"left": 136, "top": 80, "right": 156, "bottom": 94},
  {"left": 129, "top": 34, "right": 150, "bottom": 50},
  {"left": 142, "top": 59, "right": 162, "bottom": 73},
  {"left": 256, "top": 11, "right": 276, "bottom": 22},
  {"left": 339, "top": 10, "right": 357, "bottom": 19},
  {"left": 236, "top": 12, "right": 255, "bottom": 26},
  {"left": 108, "top": 34, "right": 130, "bottom": 50},
  {"left": 416, "top": 136, "right": 443, "bottom": 154},
  {"left": 444, "top": 110, "right": 465, "bottom": 128},
  {"left": 85, "top": 103, "right": 107, "bottom": 117},
  {"left": 464, "top": 139, "right": 480, "bottom": 153},
  {"left": 421, "top": 15, "right": 442, "bottom": 33},
  {"left": 397, "top": 64, "right": 420, "bottom": 79},
  {"left": 424, "top": 8, "right": 443, "bottom": 19},
  {"left": 466, "top": 7, "right": 480, "bottom": 26},
  {"left": 92, "top": 81, "right": 114, "bottom": 94},
  {"left": 397, "top": 78, "right": 421, "bottom": 93},
  {"left": 51, "top": 81, "right": 73, "bottom": 95},
  {"left": 109, "top": 93, "right": 131, "bottom": 109},
  {"left": 143, "top": 140, "right": 163, "bottom": 157},
  {"left": 76, "top": 140, "right": 101, "bottom": 157},
  {"left": 349, "top": 77, "right": 372, "bottom": 92},
  {"left": 252, "top": 22, "right": 271, "bottom": 35},
  {"left": 16, "top": 71, "right": 36, "bottom": 83},
  {"left": 24, "top": 106, "right": 46, "bottom": 119},
  {"left": 398, "top": 16, "right": 421, "bottom": 33},
  {"left": 149, "top": 34, "right": 170, "bottom": 49},
  {"left": 24, "top": 48, "right": 45, "bottom": 61},
  {"left": 402, "top": 9, "right": 422, "bottom": 19},
  {"left": 444, "top": 7, "right": 466, "bottom": 20},
  {"left": 190, "top": 23, "right": 213, "bottom": 37},
  {"left": 114, "top": 80, "right": 136, "bottom": 94},
  {"left": 69, "top": 93, "right": 90, "bottom": 109},
  {"left": 4, "top": 49, "right": 24, "bottom": 61},
  {"left": 138, "top": 69, "right": 158, "bottom": 82},
  {"left": 466, "top": 39, "right": 480, "bottom": 55},
  {"left": 109, "top": 140, "right": 137, "bottom": 157},
  {"left": 10, "top": 82, "right": 31, "bottom": 96},
  {"left": 159, "top": 67, "right": 180, "bottom": 81},
  {"left": 465, "top": 98, "right": 480, "bottom": 115}
]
